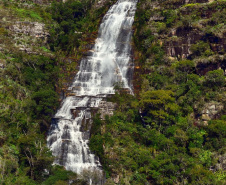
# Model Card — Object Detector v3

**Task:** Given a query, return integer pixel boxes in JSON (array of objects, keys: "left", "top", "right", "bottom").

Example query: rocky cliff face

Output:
[
  {"left": 1, "top": 0, "right": 225, "bottom": 184},
  {"left": 0, "top": 1, "right": 52, "bottom": 56},
  {"left": 14, "top": 0, "right": 53, "bottom": 4},
  {"left": 195, "top": 101, "right": 224, "bottom": 126},
  {"left": 9, "top": 21, "right": 49, "bottom": 39},
  {"left": 98, "top": 100, "right": 117, "bottom": 120},
  {"left": 133, "top": 0, "right": 225, "bottom": 149},
  {"left": 140, "top": 0, "right": 226, "bottom": 75},
  {"left": 8, "top": 21, "right": 49, "bottom": 54}
]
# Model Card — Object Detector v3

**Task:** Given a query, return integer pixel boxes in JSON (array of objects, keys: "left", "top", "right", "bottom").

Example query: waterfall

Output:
[{"left": 47, "top": 0, "right": 137, "bottom": 176}]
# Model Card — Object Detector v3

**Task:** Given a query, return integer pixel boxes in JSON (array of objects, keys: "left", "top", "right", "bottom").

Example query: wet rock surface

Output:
[{"left": 98, "top": 101, "right": 117, "bottom": 120}]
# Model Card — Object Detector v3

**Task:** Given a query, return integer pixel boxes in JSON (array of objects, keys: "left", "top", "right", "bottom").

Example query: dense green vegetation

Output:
[
  {"left": 0, "top": 52, "right": 58, "bottom": 184},
  {"left": 0, "top": 0, "right": 116, "bottom": 184},
  {"left": 49, "top": 0, "right": 117, "bottom": 53},
  {"left": 90, "top": 87, "right": 225, "bottom": 184},
  {"left": 89, "top": 0, "right": 226, "bottom": 184},
  {"left": 49, "top": 0, "right": 90, "bottom": 52},
  {"left": 0, "top": 0, "right": 225, "bottom": 184}
]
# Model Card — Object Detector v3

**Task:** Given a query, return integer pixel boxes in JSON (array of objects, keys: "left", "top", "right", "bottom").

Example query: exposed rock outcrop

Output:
[
  {"left": 165, "top": 28, "right": 226, "bottom": 60},
  {"left": 16, "top": 0, "right": 51, "bottom": 5},
  {"left": 9, "top": 21, "right": 49, "bottom": 41},
  {"left": 98, "top": 101, "right": 117, "bottom": 120},
  {"left": 165, "top": 29, "right": 201, "bottom": 59},
  {"left": 215, "top": 154, "right": 226, "bottom": 171},
  {"left": 161, "top": 0, "right": 209, "bottom": 8},
  {"left": 195, "top": 54, "right": 226, "bottom": 75},
  {"left": 95, "top": 0, "right": 108, "bottom": 9},
  {"left": 199, "top": 101, "right": 224, "bottom": 126},
  {"left": 0, "top": 59, "right": 5, "bottom": 69}
]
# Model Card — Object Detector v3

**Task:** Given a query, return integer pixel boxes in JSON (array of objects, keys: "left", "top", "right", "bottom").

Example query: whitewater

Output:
[{"left": 47, "top": 0, "right": 137, "bottom": 175}]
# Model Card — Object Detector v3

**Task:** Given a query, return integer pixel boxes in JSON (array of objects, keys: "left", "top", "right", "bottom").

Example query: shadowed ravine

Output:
[{"left": 47, "top": 0, "right": 137, "bottom": 176}]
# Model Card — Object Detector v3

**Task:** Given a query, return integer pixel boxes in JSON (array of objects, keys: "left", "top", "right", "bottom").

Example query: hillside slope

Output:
[
  {"left": 0, "top": 0, "right": 225, "bottom": 184},
  {"left": 89, "top": 0, "right": 226, "bottom": 184},
  {"left": 0, "top": 0, "right": 115, "bottom": 184}
]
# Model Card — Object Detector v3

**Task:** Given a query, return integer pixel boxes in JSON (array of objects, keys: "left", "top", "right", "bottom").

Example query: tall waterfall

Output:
[{"left": 47, "top": 0, "right": 137, "bottom": 175}]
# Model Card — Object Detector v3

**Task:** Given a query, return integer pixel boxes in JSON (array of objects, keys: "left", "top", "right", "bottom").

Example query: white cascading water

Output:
[{"left": 47, "top": 0, "right": 137, "bottom": 176}]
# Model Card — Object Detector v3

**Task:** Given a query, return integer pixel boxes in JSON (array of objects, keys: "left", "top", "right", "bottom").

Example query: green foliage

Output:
[
  {"left": 204, "top": 69, "right": 225, "bottom": 90},
  {"left": 204, "top": 118, "right": 226, "bottom": 152},
  {"left": 89, "top": 115, "right": 105, "bottom": 162},
  {"left": 147, "top": 71, "right": 169, "bottom": 89},
  {"left": 14, "top": 8, "right": 43, "bottom": 20},
  {"left": 1, "top": 0, "right": 226, "bottom": 184},
  {"left": 176, "top": 60, "right": 195, "bottom": 73},
  {"left": 162, "top": 10, "right": 177, "bottom": 27},
  {"left": 48, "top": 0, "right": 115, "bottom": 53},
  {"left": 88, "top": 0, "right": 226, "bottom": 184},
  {"left": 149, "top": 44, "right": 165, "bottom": 65},
  {"left": 33, "top": 89, "right": 58, "bottom": 117},
  {"left": 90, "top": 93, "right": 224, "bottom": 184},
  {"left": 190, "top": 41, "right": 213, "bottom": 57},
  {"left": 183, "top": 3, "right": 199, "bottom": 8},
  {"left": 0, "top": 27, "right": 8, "bottom": 35},
  {"left": 0, "top": 49, "right": 59, "bottom": 183},
  {"left": 140, "top": 90, "right": 179, "bottom": 125},
  {"left": 40, "top": 46, "right": 50, "bottom": 52},
  {"left": 48, "top": 0, "right": 89, "bottom": 52},
  {"left": 42, "top": 166, "right": 77, "bottom": 185},
  {"left": 156, "top": 22, "right": 167, "bottom": 33}
]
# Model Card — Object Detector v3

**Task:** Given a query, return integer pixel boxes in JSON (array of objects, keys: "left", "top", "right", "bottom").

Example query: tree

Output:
[
  {"left": 18, "top": 130, "right": 53, "bottom": 180},
  {"left": 32, "top": 89, "right": 58, "bottom": 118},
  {"left": 190, "top": 41, "right": 211, "bottom": 57},
  {"left": 204, "top": 69, "right": 225, "bottom": 90},
  {"left": 176, "top": 60, "right": 195, "bottom": 74},
  {"left": 139, "top": 90, "right": 179, "bottom": 126}
]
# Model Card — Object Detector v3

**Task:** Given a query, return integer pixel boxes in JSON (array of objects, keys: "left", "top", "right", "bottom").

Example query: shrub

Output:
[
  {"left": 140, "top": 90, "right": 179, "bottom": 125},
  {"left": 190, "top": 41, "right": 212, "bottom": 57},
  {"left": 204, "top": 69, "right": 225, "bottom": 89},
  {"left": 176, "top": 60, "right": 195, "bottom": 74}
]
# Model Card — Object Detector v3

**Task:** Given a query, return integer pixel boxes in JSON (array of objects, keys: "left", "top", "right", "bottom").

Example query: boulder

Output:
[
  {"left": 200, "top": 101, "right": 224, "bottom": 125},
  {"left": 202, "top": 113, "right": 211, "bottom": 121}
]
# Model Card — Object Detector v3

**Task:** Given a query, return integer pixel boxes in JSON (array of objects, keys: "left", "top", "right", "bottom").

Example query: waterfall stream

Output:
[{"left": 47, "top": 0, "right": 137, "bottom": 175}]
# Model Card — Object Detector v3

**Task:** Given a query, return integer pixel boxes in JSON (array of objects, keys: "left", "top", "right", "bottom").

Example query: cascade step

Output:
[{"left": 47, "top": 0, "right": 137, "bottom": 176}]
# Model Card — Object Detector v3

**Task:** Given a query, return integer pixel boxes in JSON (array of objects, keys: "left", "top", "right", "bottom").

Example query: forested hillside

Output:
[
  {"left": 0, "top": 0, "right": 115, "bottom": 184},
  {"left": 0, "top": 0, "right": 225, "bottom": 184},
  {"left": 89, "top": 0, "right": 226, "bottom": 184}
]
